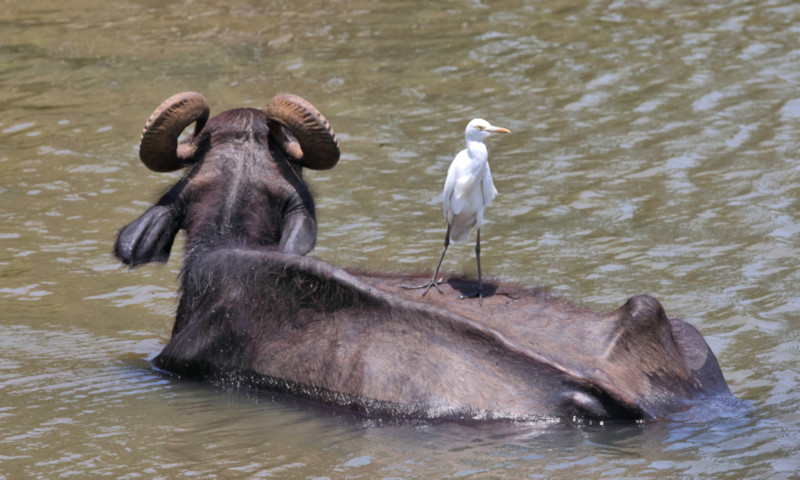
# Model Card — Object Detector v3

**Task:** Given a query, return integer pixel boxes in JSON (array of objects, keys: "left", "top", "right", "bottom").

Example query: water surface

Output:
[{"left": 2, "top": 0, "right": 799, "bottom": 477}]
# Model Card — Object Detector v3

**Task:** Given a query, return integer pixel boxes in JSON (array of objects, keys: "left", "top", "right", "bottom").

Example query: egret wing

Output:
[
  {"left": 443, "top": 153, "right": 466, "bottom": 222},
  {"left": 481, "top": 163, "right": 498, "bottom": 207}
]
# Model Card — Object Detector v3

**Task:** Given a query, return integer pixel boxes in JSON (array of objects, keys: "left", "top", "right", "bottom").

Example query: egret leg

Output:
[
  {"left": 403, "top": 226, "right": 450, "bottom": 296},
  {"left": 459, "top": 228, "right": 484, "bottom": 305}
]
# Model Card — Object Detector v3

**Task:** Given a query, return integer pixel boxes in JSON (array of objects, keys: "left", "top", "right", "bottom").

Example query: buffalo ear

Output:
[{"left": 115, "top": 205, "right": 181, "bottom": 266}]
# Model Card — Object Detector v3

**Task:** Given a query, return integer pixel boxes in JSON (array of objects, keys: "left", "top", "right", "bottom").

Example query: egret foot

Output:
[
  {"left": 406, "top": 227, "right": 450, "bottom": 298},
  {"left": 402, "top": 278, "right": 445, "bottom": 296},
  {"left": 459, "top": 289, "right": 486, "bottom": 306}
]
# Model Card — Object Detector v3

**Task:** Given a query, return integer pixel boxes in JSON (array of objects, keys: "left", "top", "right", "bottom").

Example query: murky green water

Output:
[{"left": 2, "top": 0, "right": 799, "bottom": 477}]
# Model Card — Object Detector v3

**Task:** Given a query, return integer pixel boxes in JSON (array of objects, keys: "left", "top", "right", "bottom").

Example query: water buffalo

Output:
[{"left": 116, "top": 92, "right": 732, "bottom": 422}]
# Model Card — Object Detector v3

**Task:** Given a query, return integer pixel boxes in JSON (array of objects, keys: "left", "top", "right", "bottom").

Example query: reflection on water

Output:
[{"left": 1, "top": 0, "right": 799, "bottom": 477}]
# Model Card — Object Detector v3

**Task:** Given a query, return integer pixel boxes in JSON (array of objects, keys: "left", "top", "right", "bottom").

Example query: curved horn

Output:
[
  {"left": 139, "top": 92, "right": 210, "bottom": 172},
  {"left": 265, "top": 94, "right": 340, "bottom": 170}
]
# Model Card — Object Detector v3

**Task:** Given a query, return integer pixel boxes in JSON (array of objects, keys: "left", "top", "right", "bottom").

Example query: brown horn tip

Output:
[
  {"left": 139, "top": 92, "right": 210, "bottom": 172},
  {"left": 265, "top": 94, "right": 340, "bottom": 170}
]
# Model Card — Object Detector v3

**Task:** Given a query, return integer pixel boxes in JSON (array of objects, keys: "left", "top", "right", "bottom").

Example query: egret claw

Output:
[
  {"left": 403, "top": 278, "right": 444, "bottom": 296},
  {"left": 459, "top": 290, "right": 485, "bottom": 306}
]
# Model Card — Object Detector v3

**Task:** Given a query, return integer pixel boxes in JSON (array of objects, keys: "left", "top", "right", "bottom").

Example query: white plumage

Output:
[
  {"left": 409, "top": 118, "right": 510, "bottom": 304},
  {"left": 443, "top": 119, "right": 504, "bottom": 243}
]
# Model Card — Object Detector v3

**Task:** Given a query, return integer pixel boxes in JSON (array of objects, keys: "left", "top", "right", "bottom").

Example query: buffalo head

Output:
[{"left": 115, "top": 92, "right": 339, "bottom": 265}]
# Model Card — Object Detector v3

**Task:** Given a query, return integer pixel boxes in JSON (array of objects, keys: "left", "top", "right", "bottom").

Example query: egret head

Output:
[{"left": 465, "top": 118, "right": 511, "bottom": 143}]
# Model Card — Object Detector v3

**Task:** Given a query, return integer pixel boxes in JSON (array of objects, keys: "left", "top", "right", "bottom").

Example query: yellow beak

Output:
[{"left": 488, "top": 126, "right": 511, "bottom": 134}]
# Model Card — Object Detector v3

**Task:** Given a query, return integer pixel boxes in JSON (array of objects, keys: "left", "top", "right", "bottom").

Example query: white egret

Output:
[{"left": 410, "top": 118, "right": 510, "bottom": 305}]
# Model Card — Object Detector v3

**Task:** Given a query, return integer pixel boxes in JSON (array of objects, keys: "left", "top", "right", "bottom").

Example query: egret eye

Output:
[{"left": 476, "top": 125, "right": 485, "bottom": 131}]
